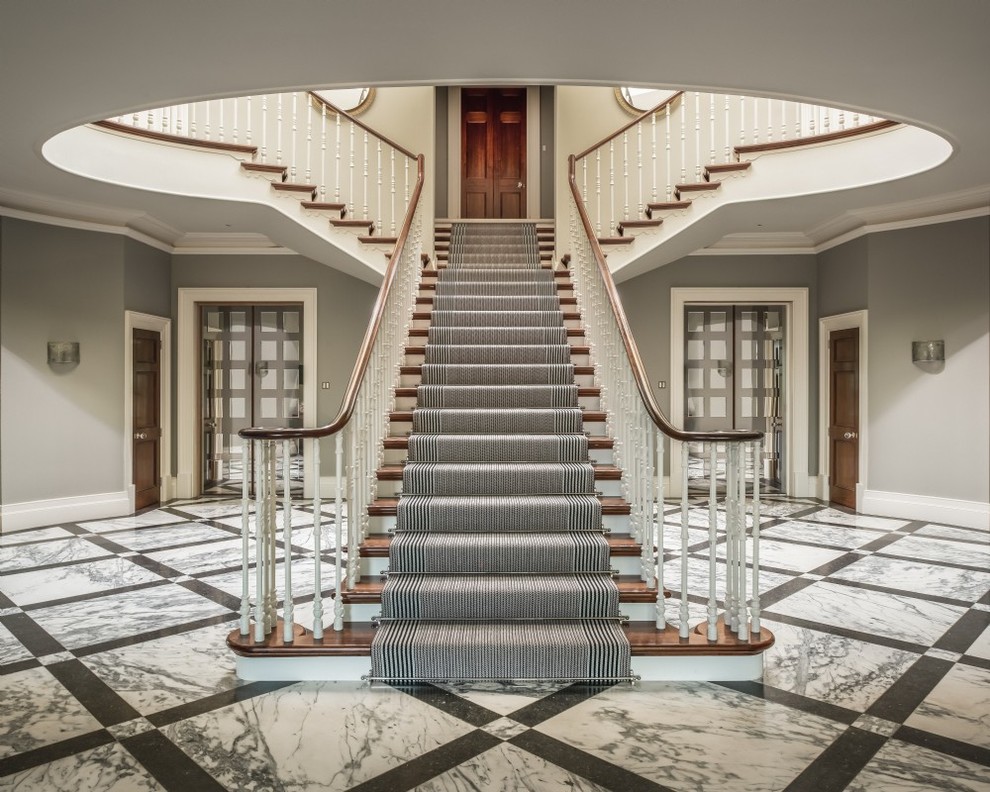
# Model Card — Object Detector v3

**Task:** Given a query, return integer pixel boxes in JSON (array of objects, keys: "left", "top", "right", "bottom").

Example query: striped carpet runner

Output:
[{"left": 370, "top": 222, "right": 632, "bottom": 681}]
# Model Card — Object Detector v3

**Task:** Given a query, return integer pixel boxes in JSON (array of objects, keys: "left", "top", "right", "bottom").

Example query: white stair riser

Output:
[
  {"left": 359, "top": 551, "right": 644, "bottom": 578},
  {"left": 374, "top": 477, "right": 623, "bottom": 499},
  {"left": 366, "top": 512, "right": 631, "bottom": 535}
]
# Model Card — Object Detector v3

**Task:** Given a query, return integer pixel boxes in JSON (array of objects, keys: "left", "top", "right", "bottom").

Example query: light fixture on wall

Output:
[
  {"left": 47, "top": 341, "right": 80, "bottom": 366},
  {"left": 912, "top": 340, "right": 944, "bottom": 372}
]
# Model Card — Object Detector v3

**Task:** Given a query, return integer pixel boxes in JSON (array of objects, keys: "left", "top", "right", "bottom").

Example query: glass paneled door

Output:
[
  {"left": 201, "top": 305, "right": 304, "bottom": 494},
  {"left": 684, "top": 305, "right": 785, "bottom": 491}
]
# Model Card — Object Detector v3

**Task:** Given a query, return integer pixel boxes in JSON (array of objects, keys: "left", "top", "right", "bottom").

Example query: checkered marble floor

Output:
[{"left": 1, "top": 496, "right": 987, "bottom": 791}]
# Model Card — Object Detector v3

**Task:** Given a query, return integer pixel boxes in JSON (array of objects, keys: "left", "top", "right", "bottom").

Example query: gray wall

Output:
[
  {"left": 434, "top": 87, "right": 448, "bottom": 219},
  {"left": 1, "top": 218, "right": 127, "bottom": 503},
  {"left": 618, "top": 253, "right": 820, "bottom": 474},
  {"left": 540, "top": 86, "right": 555, "bottom": 219},
  {"left": 124, "top": 238, "right": 171, "bottom": 317},
  {"left": 865, "top": 217, "right": 989, "bottom": 502},
  {"left": 818, "top": 235, "right": 868, "bottom": 317}
]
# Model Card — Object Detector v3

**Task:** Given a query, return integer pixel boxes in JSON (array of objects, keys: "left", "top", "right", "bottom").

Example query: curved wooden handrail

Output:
[
  {"left": 574, "top": 92, "right": 684, "bottom": 161},
  {"left": 92, "top": 120, "right": 259, "bottom": 155},
  {"left": 567, "top": 153, "right": 762, "bottom": 445},
  {"left": 308, "top": 92, "right": 417, "bottom": 160},
  {"left": 240, "top": 153, "right": 426, "bottom": 441},
  {"left": 735, "top": 119, "right": 898, "bottom": 156}
]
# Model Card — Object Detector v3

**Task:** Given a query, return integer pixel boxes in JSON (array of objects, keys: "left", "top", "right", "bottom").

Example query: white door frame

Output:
[
  {"left": 176, "top": 288, "right": 318, "bottom": 499},
  {"left": 670, "top": 287, "right": 810, "bottom": 498},
  {"left": 446, "top": 86, "right": 542, "bottom": 219},
  {"left": 818, "top": 310, "right": 869, "bottom": 508},
  {"left": 124, "top": 311, "right": 172, "bottom": 511}
]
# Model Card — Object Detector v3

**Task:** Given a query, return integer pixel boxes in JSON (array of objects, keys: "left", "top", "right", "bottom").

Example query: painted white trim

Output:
[
  {"left": 632, "top": 653, "right": 764, "bottom": 682},
  {"left": 814, "top": 205, "right": 990, "bottom": 254},
  {"left": 818, "top": 311, "right": 868, "bottom": 511},
  {"left": 235, "top": 655, "right": 370, "bottom": 681},
  {"left": 526, "top": 86, "right": 541, "bottom": 219},
  {"left": 670, "top": 288, "right": 810, "bottom": 498},
  {"left": 0, "top": 491, "right": 131, "bottom": 533},
  {"left": 177, "top": 288, "right": 318, "bottom": 500},
  {"left": 124, "top": 312, "right": 173, "bottom": 512},
  {"left": 861, "top": 490, "right": 989, "bottom": 531},
  {"left": 0, "top": 203, "right": 175, "bottom": 252},
  {"left": 447, "top": 88, "right": 461, "bottom": 219}
]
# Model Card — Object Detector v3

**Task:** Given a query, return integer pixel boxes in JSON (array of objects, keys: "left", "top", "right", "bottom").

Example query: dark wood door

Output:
[
  {"left": 828, "top": 327, "right": 859, "bottom": 509},
  {"left": 461, "top": 88, "right": 526, "bottom": 218},
  {"left": 132, "top": 328, "right": 162, "bottom": 509}
]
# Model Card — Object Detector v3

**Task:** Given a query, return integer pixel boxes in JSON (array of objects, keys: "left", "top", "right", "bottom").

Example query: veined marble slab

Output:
[
  {"left": 412, "top": 742, "right": 610, "bottom": 792},
  {"left": 914, "top": 523, "right": 990, "bottom": 544},
  {"left": 0, "top": 622, "right": 33, "bottom": 667},
  {"left": 82, "top": 621, "right": 242, "bottom": 715},
  {"left": 144, "top": 539, "right": 251, "bottom": 576},
  {"left": 661, "top": 556, "right": 793, "bottom": 605},
  {"left": 769, "top": 581, "right": 967, "bottom": 647},
  {"left": 169, "top": 501, "right": 244, "bottom": 520},
  {"left": 761, "top": 520, "right": 886, "bottom": 549},
  {"left": 796, "top": 508, "right": 908, "bottom": 531},
  {"left": 161, "top": 682, "right": 476, "bottom": 791},
  {"left": 433, "top": 680, "right": 569, "bottom": 717},
  {"left": 967, "top": 625, "right": 990, "bottom": 661},
  {"left": 904, "top": 662, "right": 990, "bottom": 749},
  {"left": 880, "top": 534, "right": 990, "bottom": 569},
  {"left": 29, "top": 584, "right": 231, "bottom": 650},
  {"left": 0, "top": 666, "right": 103, "bottom": 759},
  {"left": 0, "top": 526, "right": 75, "bottom": 547},
  {"left": 0, "top": 741, "right": 166, "bottom": 791},
  {"left": 831, "top": 554, "right": 990, "bottom": 603},
  {"left": 714, "top": 537, "right": 847, "bottom": 574},
  {"left": 761, "top": 618, "right": 919, "bottom": 710},
  {"left": 535, "top": 682, "right": 845, "bottom": 792},
  {"left": 846, "top": 738, "right": 990, "bottom": 792},
  {"left": 0, "top": 537, "right": 108, "bottom": 573},
  {"left": 1, "top": 557, "right": 165, "bottom": 606},
  {"left": 102, "top": 522, "right": 237, "bottom": 552},
  {"left": 79, "top": 510, "right": 186, "bottom": 534}
]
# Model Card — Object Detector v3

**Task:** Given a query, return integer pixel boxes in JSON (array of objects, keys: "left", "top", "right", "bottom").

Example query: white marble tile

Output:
[
  {"left": 434, "top": 680, "right": 570, "bottom": 716},
  {"left": 0, "top": 741, "right": 167, "bottom": 791},
  {"left": 161, "top": 681, "right": 476, "bottom": 791},
  {"left": 831, "top": 554, "right": 990, "bottom": 603},
  {"left": 198, "top": 559, "right": 331, "bottom": 603},
  {"left": 0, "top": 666, "right": 103, "bottom": 759},
  {"left": 82, "top": 621, "right": 242, "bottom": 715},
  {"left": 915, "top": 523, "right": 990, "bottom": 544},
  {"left": 144, "top": 538, "right": 251, "bottom": 575},
  {"left": 852, "top": 714, "right": 899, "bottom": 736},
  {"left": 29, "top": 584, "right": 231, "bottom": 650},
  {"left": 413, "top": 742, "right": 611, "bottom": 792},
  {"left": 714, "top": 537, "right": 847, "bottom": 574},
  {"left": 535, "top": 682, "right": 846, "bottom": 792},
  {"left": 214, "top": 508, "right": 318, "bottom": 532},
  {"left": 169, "top": 501, "right": 244, "bottom": 519},
  {"left": 769, "top": 581, "right": 967, "bottom": 646},
  {"left": 0, "top": 537, "right": 108, "bottom": 573},
  {"left": 796, "top": 508, "right": 909, "bottom": 531},
  {"left": 79, "top": 510, "right": 187, "bottom": 533},
  {"left": 880, "top": 534, "right": 990, "bottom": 569},
  {"left": 846, "top": 738, "right": 990, "bottom": 792},
  {"left": 966, "top": 624, "right": 990, "bottom": 661},
  {"left": 662, "top": 556, "right": 794, "bottom": 605},
  {"left": 761, "top": 519, "right": 885, "bottom": 549},
  {"left": 1, "top": 557, "right": 165, "bottom": 606},
  {"left": 754, "top": 499, "right": 820, "bottom": 518},
  {"left": 905, "top": 662, "right": 990, "bottom": 749},
  {"left": 105, "top": 522, "right": 237, "bottom": 552},
  {"left": 0, "top": 526, "right": 75, "bottom": 546},
  {"left": 480, "top": 716, "right": 531, "bottom": 741},
  {"left": 0, "top": 622, "right": 33, "bottom": 666},
  {"left": 761, "top": 618, "right": 919, "bottom": 710}
]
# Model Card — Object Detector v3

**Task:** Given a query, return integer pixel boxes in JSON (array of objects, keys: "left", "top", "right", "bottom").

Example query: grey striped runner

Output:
[{"left": 371, "top": 221, "right": 632, "bottom": 681}]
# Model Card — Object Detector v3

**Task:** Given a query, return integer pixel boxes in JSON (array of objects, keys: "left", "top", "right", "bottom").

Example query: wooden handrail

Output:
[
  {"left": 735, "top": 119, "right": 898, "bottom": 156},
  {"left": 567, "top": 154, "right": 762, "bottom": 444},
  {"left": 308, "top": 92, "right": 417, "bottom": 160},
  {"left": 574, "top": 92, "right": 684, "bottom": 161},
  {"left": 240, "top": 153, "right": 425, "bottom": 441},
  {"left": 92, "top": 120, "right": 259, "bottom": 155}
]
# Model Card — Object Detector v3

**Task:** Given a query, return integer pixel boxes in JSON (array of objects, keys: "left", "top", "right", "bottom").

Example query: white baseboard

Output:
[
  {"left": 0, "top": 490, "right": 131, "bottom": 533},
  {"left": 632, "top": 653, "right": 764, "bottom": 681},
  {"left": 236, "top": 655, "right": 371, "bottom": 682},
  {"left": 861, "top": 489, "right": 990, "bottom": 530}
]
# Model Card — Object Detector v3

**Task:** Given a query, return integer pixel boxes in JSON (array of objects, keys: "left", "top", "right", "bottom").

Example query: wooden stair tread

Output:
[
  {"left": 415, "top": 296, "right": 578, "bottom": 305},
  {"left": 617, "top": 219, "right": 663, "bottom": 234},
  {"left": 241, "top": 162, "right": 286, "bottom": 178},
  {"left": 359, "top": 235, "right": 398, "bottom": 244},
  {"left": 369, "top": 495, "right": 630, "bottom": 516},
  {"left": 330, "top": 219, "right": 375, "bottom": 229},
  {"left": 645, "top": 201, "right": 692, "bottom": 218},
  {"left": 376, "top": 462, "right": 621, "bottom": 480},
  {"left": 360, "top": 532, "right": 644, "bottom": 558},
  {"left": 675, "top": 181, "right": 721, "bottom": 192},
  {"left": 388, "top": 409, "right": 607, "bottom": 422},
  {"left": 705, "top": 162, "right": 751, "bottom": 177},
  {"left": 409, "top": 327, "right": 584, "bottom": 338},
  {"left": 272, "top": 182, "right": 317, "bottom": 193},
  {"left": 393, "top": 385, "right": 599, "bottom": 398},
  {"left": 596, "top": 236, "right": 635, "bottom": 246},
  {"left": 301, "top": 201, "right": 346, "bottom": 213},
  {"left": 404, "top": 344, "right": 590, "bottom": 356},
  {"left": 398, "top": 364, "right": 594, "bottom": 375}
]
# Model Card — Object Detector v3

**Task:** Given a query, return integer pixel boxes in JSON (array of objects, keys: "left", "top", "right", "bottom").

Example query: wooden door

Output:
[
  {"left": 828, "top": 327, "right": 859, "bottom": 509},
  {"left": 132, "top": 328, "right": 162, "bottom": 509},
  {"left": 461, "top": 88, "right": 526, "bottom": 218}
]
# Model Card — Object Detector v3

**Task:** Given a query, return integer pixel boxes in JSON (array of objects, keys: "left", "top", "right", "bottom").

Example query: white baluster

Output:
[
  {"left": 312, "top": 436, "right": 324, "bottom": 639},
  {"left": 679, "top": 441, "right": 690, "bottom": 638},
  {"left": 724, "top": 94, "right": 731, "bottom": 162},
  {"left": 319, "top": 102, "right": 327, "bottom": 201},
  {"left": 665, "top": 102, "right": 672, "bottom": 201},
  {"left": 276, "top": 94, "right": 283, "bottom": 166},
  {"left": 260, "top": 96, "right": 268, "bottom": 162},
  {"left": 766, "top": 97, "right": 773, "bottom": 143},
  {"left": 289, "top": 93, "right": 297, "bottom": 182},
  {"left": 622, "top": 129, "right": 629, "bottom": 221},
  {"left": 680, "top": 95, "right": 687, "bottom": 187},
  {"left": 349, "top": 120, "right": 356, "bottom": 220},
  {"left": 779, "top": 100, "right": 788, "bottom": 141},
  {"left": 636, "top": 123, "right": 642, "bottom": 218},
  {"left": 305, "top": 94, "right": 312, "bottom": 184},
  {"left": 282, "top": 440, "right": 294, "bottom": 642},
  {"left": 796, "top": 103, "right": 803, "bottom": 140},
  {"left": 204, "top": 101, "right": 210, "bottom": 140},
  {"left": 335, "top": 112, "right": 342, "bottom": 202},
  {"left": 334, "top": 429, "right": 345, "bottom": 630},
  {"left": 694, "top": 91, "right": 702, "bottom": 181},
  {"left": 709, "top": 92, "right": 716, "bottom": 164},
  {"left": 239, "top": 442, "right": 251, "bottom": 636},
  {"left": 739, "top": 95, "right": 746, "bottom": 149},
  {"left": 376, "top": 139, "right": 383, "bottom": 234},
  {"left": 609, "top": 140, "right": 615, "bottom": 234},
  {"left": 253, "top": 441, "right": 266, "bottom": 642},
  {"left": 750, "top": 439, "right": 762, "bottom": 633},
  {"left": 725, "top": 442, "right": 737, "bottom": 633},
  {"left": 232, "top": 97, "right": 238, "bottom": 144},
  {"left": 839, "top": 107, "right": 846, "bottom": 131},
  {"left": 707, "top": 442, "right": 718, "bottom": 640},
  {"left": 651, "top": 110, "right": 657, "bottom": 203},
  {"left": 736, "top": 441, "right": 749, "bottom": 640},
  {"left": 390, "top": 149, "right": 396, "bottom": 235},
  {"left": 363, "top": 130, "right": 369, "bottom": 220},
  {"left": 218, "top": 98, "right": 224, "bottom": 142},
  {"left": 595, "top": 149, "right": 602, "bottom": 236},
  {"left": 175, "top": 105, "right": 183, "bottom": 136},
  {"left": 266, "top": 441, "right": 278, "bottom": 633}
]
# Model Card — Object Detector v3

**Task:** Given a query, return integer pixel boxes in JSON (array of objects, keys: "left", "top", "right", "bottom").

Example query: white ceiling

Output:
[{"left": 1, "top": 0, "right": 988, "bottom": 264}]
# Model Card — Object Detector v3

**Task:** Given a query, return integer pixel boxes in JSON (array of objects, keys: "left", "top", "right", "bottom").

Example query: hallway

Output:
[{"left": 1, "top": 495, "right": 987, "bottom": 790}]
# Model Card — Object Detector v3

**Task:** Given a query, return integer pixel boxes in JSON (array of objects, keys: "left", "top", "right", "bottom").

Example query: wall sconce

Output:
[
  {"left": 48, "top": 341, "right": 80, "bottom": 366},
  {"left": 912, "top": 340, "right": 944, "bottom": 372}
]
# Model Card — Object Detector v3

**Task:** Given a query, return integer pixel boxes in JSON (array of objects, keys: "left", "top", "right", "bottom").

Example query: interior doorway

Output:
[
  {"left": 132, "top": 328, "right": 162, "bottom": 509},
  {"left": 684, "top": 305, "right": 785, "bottom": 492},
  {"left": 460, "top": 87, "right": 527, "bottom": 218},
  {"left": 200, "top": 304, "right": 304, "bottom": 495}
]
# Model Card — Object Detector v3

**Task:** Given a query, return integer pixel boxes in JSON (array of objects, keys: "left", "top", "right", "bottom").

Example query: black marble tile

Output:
[
  {"left": 0, "top": 729, "right": 113, "bottom": 778},
  {"left": 146, "top": 681, "right": 294, "bottom": 728},
  {"left": 717, "top": 680, "right": 860, "bottom": 725},
  {"left": 866, "top": 655, "right": 955, "bottom": 723},
  {"left": 388, "top": 683, "right": 502, "bottom": 727},
  {"left": 782, "top": 726, "right": 886, "bottom": 792},
  {"left": 46, "top": 658, "right": 142, "bottom": 727},
  {"left": 120, "top": 730, "right": 229, "bottom": 792},
  {"left": 0, "top": 611, "right": 65, "bottom": 657},
  {"left": 934, "top": 607, "right": 990, "bottom": 654},
  {"left": 21, "top": 580, "right": 173, "bottom": 613},
  {"left": 71, "top": 613, "right": 240, "bottom": 659},
  {"left": 509, "top": 682, "right": 620, "bottom": 727},
  {"left": 894, "top": 724, "right": 990, "bottom": 768}
]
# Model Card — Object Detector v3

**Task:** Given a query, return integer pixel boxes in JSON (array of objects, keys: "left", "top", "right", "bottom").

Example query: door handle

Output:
[
  {"left": 517, "top": 182, "right": 524, "bottom": 189},
  {"left": 134, "top": 432, "right": 148, "bottom": 441},
  {"left": 842, "top": 431, "right": 858, "bottom": 440}
]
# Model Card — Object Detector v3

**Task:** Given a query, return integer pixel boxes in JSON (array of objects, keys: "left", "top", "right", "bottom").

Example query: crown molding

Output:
[{"left": 692, "top": 232, "right": 815, "bottom": 256}]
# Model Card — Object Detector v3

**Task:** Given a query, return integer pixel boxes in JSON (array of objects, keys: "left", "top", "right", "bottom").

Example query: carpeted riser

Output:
[
  {"left": 388, "top": 532, "right": 611, "bottom": 573},
  {"left": 376, "top": 221, "right": 632, "bottom": 682}
]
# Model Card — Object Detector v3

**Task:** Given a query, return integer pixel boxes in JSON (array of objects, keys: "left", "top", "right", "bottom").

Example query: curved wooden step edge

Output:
[
  {"left": 381, "top": 435, "right": 614, "bottom": 450},
  {"left": 617, "top": 219, "right": 663, "bottom": 236},
  {"left": 646, "top": 201, "right": 692, "bottom": 218},
  {"left": 301, "top": 201, "right": 346, "bottom": 216},
  {"left": 241, "top": 162, "right": 287, "bottom": 180},
  {"left": 368, "top": 495, "right": 630, "bottom": 516},
  {"left": 272, "top": 182, "right": 317, "bottom": 200},
  {"left": 359, "top": 530, "right": 639, "bottom": 557},
  {"left": 675, "top": 181, "right": 720, "bottom": 199},
  {"left": 376, "top": 462, "right": 622, "bottom": 481},
  {"left": 597, "top": 236, "right": 636, "bottom": 246},
  {"left": 403, "top": 344, "right": 590, "bottom": 356},
  {"left": 398, "top": 363, "right": 594, "bottom": 375},
  {"left": 228, "top": 618, "right": 774, "bottom": 658},
  {"left": 704, "top": 162, "right": 751, "bottom": 181},
  {"left": 392, "top": 385, "right": 600, "bottom": 398},
  {"left": 388, "top": 409, "right": 607, "bottom": 423},
  {"left": 359, "top": 235, "right": 399, "bottom": 245}
]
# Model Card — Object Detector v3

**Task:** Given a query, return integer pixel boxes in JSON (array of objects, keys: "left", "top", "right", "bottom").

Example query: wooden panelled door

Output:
[
  {"left": 461, "top": 88, "right": 526, "bottom": 218},
  {"left": 828, "top": 327, "right": 859, "bottom": 509},
  {"left": 132, "top": 328, "right": 162, "bottom": 510}
]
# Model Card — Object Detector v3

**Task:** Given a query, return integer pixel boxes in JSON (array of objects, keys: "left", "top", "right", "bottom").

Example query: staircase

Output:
[{"left": 369, "top": 222, "right": 633, "bottom": 681}]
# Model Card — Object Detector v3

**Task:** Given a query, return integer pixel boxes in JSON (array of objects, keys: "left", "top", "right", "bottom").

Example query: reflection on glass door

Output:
[
  {"left": 684, "top": 305, "right": 784, "bottom": 491},
  {"left": 201, "top": 305, "right": 303, "bottom": 494}
]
